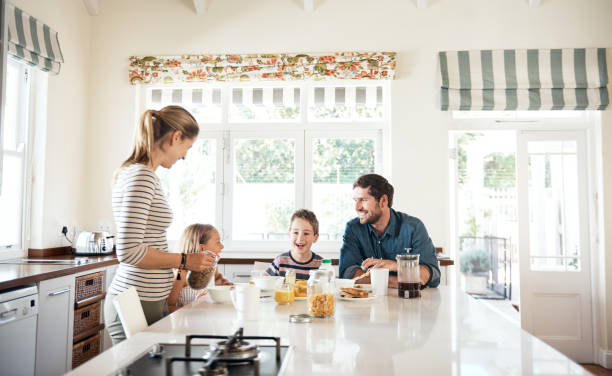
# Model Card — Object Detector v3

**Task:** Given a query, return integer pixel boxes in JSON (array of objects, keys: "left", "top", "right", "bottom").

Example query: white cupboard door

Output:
[
  {"left": 36, "top": 275, "right": 75, "bottom": 376},
  {"left": 225, "top": 264, "right": 253, "bottom": 283},
  {"left": 517, "top": 130, "right": 593, "bottom": 362}
]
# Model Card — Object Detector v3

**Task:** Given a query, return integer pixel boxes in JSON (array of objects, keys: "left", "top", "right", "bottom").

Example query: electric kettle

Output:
[{"left": 74, "top": 231, "right": 115, "bottom": 255}]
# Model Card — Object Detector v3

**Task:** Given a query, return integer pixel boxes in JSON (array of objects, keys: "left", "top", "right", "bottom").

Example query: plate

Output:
[
  {"left": 294, "top": 296, "right": 307, "bottom": 301},
  {"left": 338, "top": 294, "right": 377, "bottom": 302}
]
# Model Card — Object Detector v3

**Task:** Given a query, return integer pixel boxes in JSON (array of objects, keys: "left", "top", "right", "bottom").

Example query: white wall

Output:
[{"left": 11, "top": 0, "right": 91, "bottom": 249}]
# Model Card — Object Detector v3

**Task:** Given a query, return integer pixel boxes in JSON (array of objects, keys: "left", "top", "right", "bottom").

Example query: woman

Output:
[{"left": 104, "top": 105, "right": 216, "bottom": 345}]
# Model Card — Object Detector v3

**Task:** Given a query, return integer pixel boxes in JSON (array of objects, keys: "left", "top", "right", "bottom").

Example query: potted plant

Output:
[{"left": 459, "top": 249, "right": 491, "bottom": 294}]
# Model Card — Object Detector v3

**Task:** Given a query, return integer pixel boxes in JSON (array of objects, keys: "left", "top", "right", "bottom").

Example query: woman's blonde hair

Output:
[
  {"left": 178, "top": 224, "right": 216, "bottom": 254},
  {"left": 120, "top": 105, "right": 199, "bottom": 169}
]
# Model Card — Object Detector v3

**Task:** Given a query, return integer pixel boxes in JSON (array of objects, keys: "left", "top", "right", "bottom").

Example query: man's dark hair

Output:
[{"left": 353, "top": 174, "right": 394, "bottom": 208}]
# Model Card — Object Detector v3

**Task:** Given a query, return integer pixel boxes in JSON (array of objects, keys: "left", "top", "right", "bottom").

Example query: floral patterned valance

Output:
[{"left": 128, "top": 52, "right": 396, "bottom": 85}]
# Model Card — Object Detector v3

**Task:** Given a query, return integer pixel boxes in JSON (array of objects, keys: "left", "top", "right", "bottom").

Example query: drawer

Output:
[
  {"left": 75, "top": 272, "right": 104, "bottom": 303},
  {"left": 73, "top": 301, "right": 101, "bottom": 336},
  {"left": 72, "top": 333, "right": 101, "bottom": 369}
]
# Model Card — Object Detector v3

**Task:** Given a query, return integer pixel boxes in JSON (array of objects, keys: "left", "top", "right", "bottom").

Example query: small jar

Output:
[
  {"left": 307, "top": 269, "right": 335, "bottom": 317},
  {"left": 274, "top": 283, "right": 295, "bottom": 304}
]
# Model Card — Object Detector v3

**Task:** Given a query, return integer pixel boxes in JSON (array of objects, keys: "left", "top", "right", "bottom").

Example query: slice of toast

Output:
[{"left": 340, "top": 287, "right": 369, "bottom": 298}]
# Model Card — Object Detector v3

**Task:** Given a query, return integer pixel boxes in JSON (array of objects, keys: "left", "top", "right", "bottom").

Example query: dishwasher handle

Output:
[
  {"left": 48, "top": 287, "right": 70, "bottom": 296},
  {"left": 0, "top": 308, "right": 18, "bottom": 322}
]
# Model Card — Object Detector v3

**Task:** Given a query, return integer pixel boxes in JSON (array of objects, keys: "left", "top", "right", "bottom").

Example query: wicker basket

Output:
[
  {"left": 73, "top": 301, "right": 101, "bottom": 336},
  {"left": 75, "top": 272, "right": 104, "bottom": 303},
  {"left": 72, "top": 333, "right": 100, "bottom": 369}
]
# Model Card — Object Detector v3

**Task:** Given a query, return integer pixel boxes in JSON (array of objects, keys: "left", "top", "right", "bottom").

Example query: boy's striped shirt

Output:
[{"left": 266, "top": 251, "right": 323, "bottom": 280}]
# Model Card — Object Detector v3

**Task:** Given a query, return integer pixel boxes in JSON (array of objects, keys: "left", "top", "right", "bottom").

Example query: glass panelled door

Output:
[{"left": 517, "top": 130, "right": 593, "bottom": 362}]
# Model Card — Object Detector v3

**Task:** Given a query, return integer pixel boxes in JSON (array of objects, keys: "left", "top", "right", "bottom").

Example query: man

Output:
[{"left": 339, "top": 174, "right": 440, "bottom": 288}]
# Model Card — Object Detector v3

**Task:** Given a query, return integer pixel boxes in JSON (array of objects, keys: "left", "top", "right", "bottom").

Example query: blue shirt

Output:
[{"left": 339, "top": 209, "right": 440, "bottom": 288}]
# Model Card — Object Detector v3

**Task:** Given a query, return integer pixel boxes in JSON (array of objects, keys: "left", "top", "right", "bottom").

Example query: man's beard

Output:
[{"left": 359, "top": 209, "right": 382, "bottom": 225}]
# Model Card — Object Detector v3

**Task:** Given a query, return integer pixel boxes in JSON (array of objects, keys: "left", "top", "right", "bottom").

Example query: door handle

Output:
[{"left": 48, "top": 287, "right": 70, "bottom": 296}]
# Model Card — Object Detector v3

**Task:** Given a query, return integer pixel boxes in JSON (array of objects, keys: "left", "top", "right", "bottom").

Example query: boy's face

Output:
[{"left": 289, "top": 218, "right": 319, "bottom": 256}]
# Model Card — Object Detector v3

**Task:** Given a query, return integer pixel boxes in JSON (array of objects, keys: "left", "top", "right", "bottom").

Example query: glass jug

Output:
[
  {"left": 396, "top": 253, "right": 420, "bottom": 298},
  {"left": 307, "top": 269, "right": 335, "bottom": 317}
]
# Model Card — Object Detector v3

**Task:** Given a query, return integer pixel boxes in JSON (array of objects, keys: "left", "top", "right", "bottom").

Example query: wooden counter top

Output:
[{"left": 0, "top": 255, "right": 118, "bottom": 290}]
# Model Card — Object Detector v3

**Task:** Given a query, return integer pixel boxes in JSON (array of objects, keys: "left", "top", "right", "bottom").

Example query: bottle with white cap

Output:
[{"left": 319, "top": 258, "right": 335, "bottom": 279}]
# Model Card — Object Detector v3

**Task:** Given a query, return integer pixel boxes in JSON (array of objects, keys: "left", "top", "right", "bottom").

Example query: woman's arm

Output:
[
  {"left": 168, "top": 270, "right": 187, "bottom": 312},
  {"left": 135, "top": 247, "right": 216, "bottom": 271}
]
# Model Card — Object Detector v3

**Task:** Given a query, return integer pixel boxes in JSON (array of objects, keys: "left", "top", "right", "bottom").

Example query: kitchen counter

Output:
[
  {"left": 68, "top": 286, "right": 585, "bottom": 375},
  {"left": 0, "top": 255, "right": 118, "bottom": 290}
]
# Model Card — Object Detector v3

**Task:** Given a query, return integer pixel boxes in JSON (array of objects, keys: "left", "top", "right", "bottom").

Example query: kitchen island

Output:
[{"left": 68, "top": 286, "right": 587, "bottom": 375}]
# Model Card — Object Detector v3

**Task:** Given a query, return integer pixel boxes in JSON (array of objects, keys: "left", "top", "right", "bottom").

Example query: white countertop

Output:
[{"left": 69, "top": 286, "right": 587, "bottom": 376}]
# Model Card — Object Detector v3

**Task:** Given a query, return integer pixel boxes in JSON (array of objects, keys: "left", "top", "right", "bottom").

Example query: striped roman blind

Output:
[
  {"left": 6, "top": 2, "right": 64, "bottom": 74},
  {"left": 439, "top": 48, "right": 608, "bottom": 111}
]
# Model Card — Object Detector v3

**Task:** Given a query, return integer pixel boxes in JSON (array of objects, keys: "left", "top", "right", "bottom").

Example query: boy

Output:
[{"left": 266, "top": 209, "right": 323, "bottom": 280}]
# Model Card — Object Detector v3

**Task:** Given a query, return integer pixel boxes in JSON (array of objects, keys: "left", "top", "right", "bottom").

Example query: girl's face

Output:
[{"left": 199, "top": 229, "right": 224, "bottom": 255}]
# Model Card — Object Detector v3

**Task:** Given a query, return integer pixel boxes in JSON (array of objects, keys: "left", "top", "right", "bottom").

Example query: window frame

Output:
[
  {"left": 142, "top": 80, "right": 391, "bottom": 255},
  {"left": 0, "top": 58, "right": 33, "bottom": 258}
]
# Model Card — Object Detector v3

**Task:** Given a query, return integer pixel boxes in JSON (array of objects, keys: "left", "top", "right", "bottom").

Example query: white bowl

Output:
[
  {"left": 207, "top": 286, "right": 233, "bottom": 304},
  {"left": 252, "top": 276, "right": 283, "bottom": 291},
  {"left": 335, "top": 278, "right": 356, "bottom": 289}
]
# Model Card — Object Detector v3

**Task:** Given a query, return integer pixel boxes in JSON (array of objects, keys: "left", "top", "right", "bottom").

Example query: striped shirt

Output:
[
  {"left": 177, "top": 285, "right": 205, "bottom": 306},
  {"left": 266, "top": 251, "right": 323, "bottom": 280},
  {"left": 108, "top": 163, "right": 174, "bottom": 301}
]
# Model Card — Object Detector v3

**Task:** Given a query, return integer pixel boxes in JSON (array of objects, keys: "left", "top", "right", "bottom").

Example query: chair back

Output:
[{"left": 112, "top": 286, "right": 148, "bottom": 338}]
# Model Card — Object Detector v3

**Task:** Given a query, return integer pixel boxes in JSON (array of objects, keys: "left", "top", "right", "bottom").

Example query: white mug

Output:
[
  {"left": 370, "top": 268, "right": 389, "bottom": 296},
  {"left": 230, "top": 284, "right": 260, "bottom": 320}
]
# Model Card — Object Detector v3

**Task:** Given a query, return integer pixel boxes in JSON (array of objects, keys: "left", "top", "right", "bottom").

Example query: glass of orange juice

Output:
[{"left": 274, "top": 283, "right": 295, "bottom": 304}]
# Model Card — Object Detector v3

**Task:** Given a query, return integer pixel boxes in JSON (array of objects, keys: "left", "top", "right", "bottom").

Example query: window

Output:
[
  {"left": 145, "top": 81, "right": 389, "bottom": 252},
  {"left": 0, "top": 59, "right": 31, "bottom": 254}
]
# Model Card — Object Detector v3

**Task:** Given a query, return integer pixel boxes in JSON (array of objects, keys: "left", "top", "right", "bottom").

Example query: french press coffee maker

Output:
[{"left": 396, "top": 252, "right": 420, "bottom": 298}]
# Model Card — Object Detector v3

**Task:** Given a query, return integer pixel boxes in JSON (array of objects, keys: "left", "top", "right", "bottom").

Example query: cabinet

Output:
[
  {"left": 36, "top": 275, "right": 75, "bottom": 376},
  {"left": 72, "top": 270, "right": 105, "bottom": 369},
  {"left": 224, "top": 264, "right": 253, "bottom": 283}
]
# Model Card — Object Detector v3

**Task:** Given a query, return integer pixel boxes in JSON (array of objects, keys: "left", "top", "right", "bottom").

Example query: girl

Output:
[
  {"left": 104, "top": 106, "right": 217, "bottom": 345},
  {"left": 168, "top": 224, "right": 232, "bottom": 312}
]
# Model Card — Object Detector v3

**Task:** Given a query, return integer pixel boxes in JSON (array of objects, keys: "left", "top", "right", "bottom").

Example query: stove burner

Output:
[
  {"left": 161, "top": 328, "right": 280, "bottom": 376},
  {"left": 205, "top": 340, "right": 259, "bottom": 361}
]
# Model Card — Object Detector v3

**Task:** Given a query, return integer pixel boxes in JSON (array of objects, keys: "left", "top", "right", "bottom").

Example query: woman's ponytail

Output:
[{"left": 118, "top": 106, "right": 198, "bottom": 171}]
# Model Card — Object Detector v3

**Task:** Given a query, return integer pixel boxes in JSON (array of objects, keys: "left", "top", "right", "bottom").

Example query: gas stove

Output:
[{"left": 116, "top": 328, "right": 288, "bottom": 376}]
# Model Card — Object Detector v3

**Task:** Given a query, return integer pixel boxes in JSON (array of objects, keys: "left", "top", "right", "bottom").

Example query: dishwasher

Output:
[{"left": 0, "top": 285, "right": 39, "bottom": 376}]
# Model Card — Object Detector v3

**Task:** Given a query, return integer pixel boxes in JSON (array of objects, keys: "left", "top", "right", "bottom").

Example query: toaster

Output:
[{"left": 74, "top": 231, "right": 115, "bottom": 255}]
